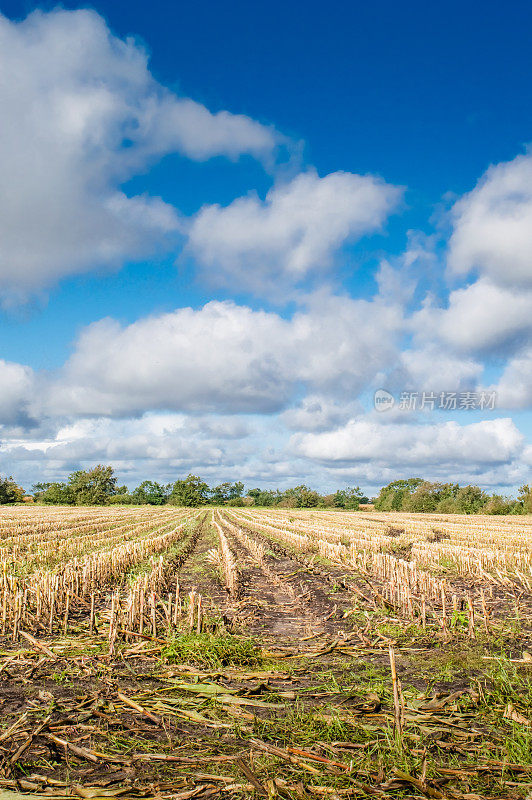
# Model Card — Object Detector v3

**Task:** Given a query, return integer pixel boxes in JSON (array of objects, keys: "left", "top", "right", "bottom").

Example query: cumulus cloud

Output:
[
  {"left": 403, "top": 280, "right": 532, "bottom": 391},
  {"left": 22, "top": 416, "right": 225, "bottom": 464},
  {"left": 292, "top": 416, "right": 524, "bottom": 468},
  {"left": 377, "top": 230, "right": 438, "bottom": 305},
  {"left": 430, "top": 279, "right": 532, "bottom": 354},
  {"left": 397, "top": 347, "right": 483, "bottom": 393},
  {"left": 187, "top": 170, "right": 402, "bottom": 293},
  {"left": 42, "top": 294, "right": 402, "bottom": 417},
  {"left": 281, "top": 395, "right": 362, "bottom": 432},
  {"left": 3, "top": 406, "right": 529, "bottom": 493},
  {"left": 0, "top": 8, "right": 281, "bottom": 298},
  {"left": 0, "top": 411, "right": 275, "bottom": 490},
  {"left": 45, "top": 303, "right": 297, "bottom": 416},
  {"left": 448, "top": 151, "right": 532, "bottom": 287},
  {"left": 0, "top": 360, "right": 36, "bottom": 424},
  {"left": 487, "top": 347, "right": 532, "bottom": 409}
]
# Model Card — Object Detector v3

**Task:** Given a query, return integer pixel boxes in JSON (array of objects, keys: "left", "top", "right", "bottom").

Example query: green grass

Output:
[
  {"left": 161, "top": 632, "right": 263, "bottom": 668},
  {"left": 484, "top": 653, "right": 532, "bottom": 707},
  {"left": 503, "top": 725, "right": 532, "bottom": 763},
  {"left": 376, "top": 620, "right": 427, "bottom": 644},
  {"left": 434, "top": 554, "right": 461, "bottom": 574},
  {"left": 254, "top": 703, "right": 364, "bottom": 745}
]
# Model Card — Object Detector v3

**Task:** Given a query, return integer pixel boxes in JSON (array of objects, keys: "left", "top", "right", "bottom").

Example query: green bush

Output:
[{"left": 108, "top": 494, "right": 135, "bottom": 504}]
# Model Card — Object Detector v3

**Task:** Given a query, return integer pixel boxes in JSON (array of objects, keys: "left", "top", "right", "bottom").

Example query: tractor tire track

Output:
[{"left": 217, "top": 512, "right": 350, "bottom": 641}]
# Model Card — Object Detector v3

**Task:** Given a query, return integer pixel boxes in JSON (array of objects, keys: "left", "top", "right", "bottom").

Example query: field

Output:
[{"left": 1, "top": 507, "right": 532, "bottom": 799}]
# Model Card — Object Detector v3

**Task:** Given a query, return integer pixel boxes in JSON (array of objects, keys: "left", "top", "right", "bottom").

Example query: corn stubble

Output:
[{"left": 0, "top": 507, "right": 531, "bottom": 798}]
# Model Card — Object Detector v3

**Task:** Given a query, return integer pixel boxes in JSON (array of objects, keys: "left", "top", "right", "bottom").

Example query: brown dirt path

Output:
[{"left": 217, "top": 512, "right": 355, "bottom": 643}]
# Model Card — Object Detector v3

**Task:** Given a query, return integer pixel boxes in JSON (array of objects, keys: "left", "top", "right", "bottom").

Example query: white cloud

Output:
[
  {"left": 32, "top": 416, "right": 226, "bottom": 464},
  {"left": 0, "top": 411, "right": 273, "bottom": 490},
  {"left": 187, "top": 170, "right": 402, "bottom": 292},
  {"left": 281, "top": 395, "right": 362, "bottom": 432},
  {"left": 0, "top": 360, "right": 35, "bottom": 424},
  {"left": 434, "top": 279, "right": 532, "bottom": 353},
  {"left": 0, "top": 8, "right": 281, "bottom": 298},
  {"left": 377, "top": 230, "right": 437, "bottom": 304},
  {"left": 449, "top": 151, "right": 532, "bottom": 287},
  {"left": 488, "top": 346, "right": 532, "bottom": 409},
  {"left": 407, "top": 280, "right": 532, "bottom": 381},
  {"left": 315, "top": 459, "right": 528, "bottom": 492},
  {"left": 522, "top": 445, "right": 532, "bottom": 467},
  {"left": 398, "top": 346, "right": 483, "bottom": 392},
  {"left": 3, "top": 407, "right": 529, "bottom": 493},
  {"left": 292, "top": 416, "right": 524, "bottom": 468},
  {"left": 42, "top": 294, "right": 402, "bottom": 417},
  {"left": 45, "top": 303, "right": 297, "bottom": 416},
  {"left": 401, "top": 151, "right": 532, "bottom": 374}
]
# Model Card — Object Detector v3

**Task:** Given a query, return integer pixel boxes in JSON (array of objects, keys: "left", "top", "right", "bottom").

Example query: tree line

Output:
[
  {"left": 374, "top": 478, "right": 532, "bottom": 515},
  {"left": 0, "top": 465, "right": 530, "bottom": 513},
  {"left": 29, "top": 467, "right": 368, "bottom": 508}
]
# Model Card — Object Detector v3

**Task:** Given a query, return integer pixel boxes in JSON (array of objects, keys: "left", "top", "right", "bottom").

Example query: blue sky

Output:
[{"left": 0, "top": 1, "right": 531, "bottom": 494}]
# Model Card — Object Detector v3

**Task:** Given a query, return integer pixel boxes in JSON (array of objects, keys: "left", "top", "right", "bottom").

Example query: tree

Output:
[
  {"left": 482, "top": 494, "right": 515, "bottom": 515},
  {"left": 132, "top": 480, "right": 170, "bottom": 505},
  {"left": 0, "top": 476, "right": 24, "bottom": 504},
  {"left": 454, "top": 485, "right": 488, "bottom": 514},
  {"left": 229, "top": 481, "right": 244, "bottom": 500},
  {"left": 247, "top": 488, "right": 279, "bottom": 507},
  {"left": 108, "top": 493, "right": 134, "bottom": 504},
  {"left": 36, "top": 482, "right": 74, "bottom": 504},
  {"left": 333, "top": 486, "right": 368, "bottom": 510},
  {"left": 280, "top": 485, "right": 321, "bottom": 508},
  {"left": 374, "top": 478, "right": 423, "bottom": 511},
  {"left": 298, "top": 487, "right": 321, "bottom": 507},
  {"left": 404, "top": 482, "right": 459, "bottom": 513},
  {"left": 32, "top": 482, "right": 51, "bottom": 502},
  {"left": 435, "top": 497, "right": 459, "bottom": 513},
  {"left": 169, "top": 474, "right": 209, "bottom": 507},
  {"left": 210, "top": 481, "right": 244, "bottom": 505},
  {"left": 518, "top": 485, "right": 532, "bottom": 514},
  {"left": 210, "top": 483, "right": 231, "bottom": 504},
  {"left": 68, "top": 465, "right": 118, "bottom": 505}
]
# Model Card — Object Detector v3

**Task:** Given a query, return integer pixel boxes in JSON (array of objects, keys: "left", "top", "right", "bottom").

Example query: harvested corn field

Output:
[{"left": 1, "top": 506, "right": 532, "bottom": 799}]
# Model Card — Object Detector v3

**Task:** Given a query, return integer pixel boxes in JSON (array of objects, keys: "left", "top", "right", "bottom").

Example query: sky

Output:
[{"left": 0, "top": 0, "right": 531, "bottom": 495}]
